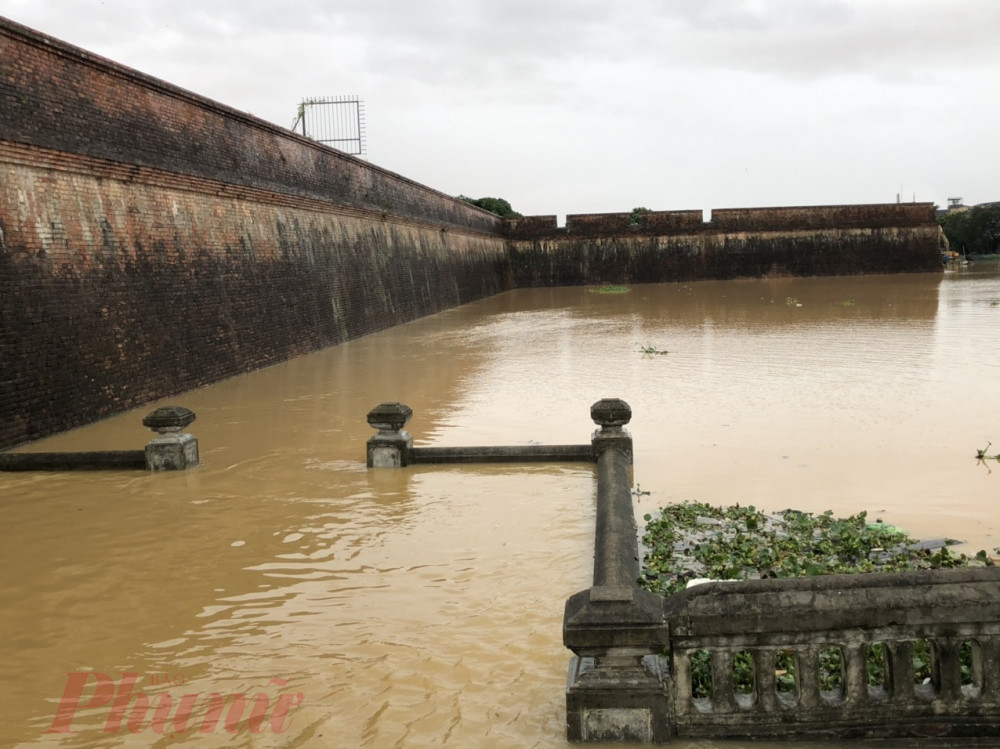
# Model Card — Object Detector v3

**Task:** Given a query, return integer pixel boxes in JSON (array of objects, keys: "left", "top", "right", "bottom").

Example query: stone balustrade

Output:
[
  {"left": 365, "top": 400, "right": 1000, "bottom": 744},
  {"left": 0, "top": 406, "right": 199, "bottom": 471},
  {"left": 664, "top": 568, "right": 1000, "bottom": 743}
]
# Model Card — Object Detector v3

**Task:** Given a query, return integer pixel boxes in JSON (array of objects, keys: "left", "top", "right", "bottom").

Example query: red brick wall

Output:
[
  {"left": 0, "top": 18, "right": 509, "bottom": 449},
  {"left": 0, "top": 17, "right": 499, "bottom": 233},
  {"left": 509, "top": 205, "right": 943, "bottom": 286},
  {"left": 710, "top": 203, "right": 936, "bottom": 232},
  {"left": 509, "top": 204, "right": 938, "bottom": 240}
]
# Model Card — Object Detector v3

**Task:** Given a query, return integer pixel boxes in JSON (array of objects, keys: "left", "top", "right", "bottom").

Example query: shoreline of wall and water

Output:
[
  {"left": 0, "top": 16, "right": 948, "bottom": 450},
  {"left": 3, "top": 270, "right": 999, "bottom": 747}
]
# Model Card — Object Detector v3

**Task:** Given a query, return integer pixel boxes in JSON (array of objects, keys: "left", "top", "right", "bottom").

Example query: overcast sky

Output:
[{"left": 2, "top": 0, "right": 998, "bottom": 218}]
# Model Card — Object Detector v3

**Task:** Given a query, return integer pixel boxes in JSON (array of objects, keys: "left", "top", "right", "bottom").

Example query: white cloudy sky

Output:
[{"left": 2, "top": 0, "right": 998, "bottom": 217}]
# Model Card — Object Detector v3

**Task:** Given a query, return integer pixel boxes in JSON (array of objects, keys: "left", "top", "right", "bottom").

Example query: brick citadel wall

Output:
[
  {"left": 0, "top": 17, "right": 944, "bottom": 450},
  {"left": 0, "top": 17, "right": 509, "bottom": 449},
  {"left": 507, "top": 204, "right": 943, "bottom": 286}
]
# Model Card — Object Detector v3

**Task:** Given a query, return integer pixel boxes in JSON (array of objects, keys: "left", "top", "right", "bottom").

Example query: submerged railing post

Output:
[
  {"left": 364, "top": 402, "right": 593, "bottom": 465},
  {"left": 0, "top": 405, "right": 199, "bottom": 471},
  {"left": 563, "top": 398, "right": 671, "bottom": 743},
  {"left": 143, "top": 406, "right": 199, "bottom": 471},
  {"left": 366, "top": 403, "right": 413, "bottom": 467}
]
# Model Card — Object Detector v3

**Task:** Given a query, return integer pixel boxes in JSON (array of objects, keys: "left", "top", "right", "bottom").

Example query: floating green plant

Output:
[
  {"left": 785, "top": 296, "right": 799, "bottom": 306},
  {"left": 589, "top": 285, "right": 631, "bottom": 294},
  {"left": 638, "top": 344, "right": 668, "bottom": 356},
  {"left": 842, "top": 298, "right": 857, "bottom": 306},
  {"left": 639, "top": 501, "right": 986, "bottom": 599},
  {"left": 976, "top": 442, "right": 1000, "bottom": 461},
  {"left": 644, "top": 502, "right": 987, "bottom": 697}
]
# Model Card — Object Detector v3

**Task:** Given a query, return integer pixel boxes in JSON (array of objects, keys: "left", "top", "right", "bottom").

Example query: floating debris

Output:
[
  {"left": 976, "top": 442, "right": 999, "bottom": 461},
  {"left": 638, "top": 344, "right": 669, "bottom": 356},
  {"left": 589, "top": 285, "right": 631, "bottom": 294}
]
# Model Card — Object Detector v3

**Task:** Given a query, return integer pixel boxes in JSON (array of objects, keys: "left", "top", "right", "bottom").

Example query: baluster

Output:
[
  {"left": 844, "top": 642, "right": 868, "bottom": 705},
  {"left": 936, "top": 637, "right": 962, "bottom": 702},
  {"left": 672, "top": 648, "right": 692, "bottom": 717},
  {"left": 797, "top": 646, "right": 821, "bottom": 710},
  {"left": 890, "top": 640, "right": 916, "bottom": 704},
  {"left": 982, "top": 638, "right": 1000, "bottom": 701},
  {"left": 753, "top": 648, "right": 779, "bottom": 713},
  {"left": 964, "top": 638, "right": 984, "bottom": 698},
  {"left": 711, "top": 650, "right": 737, "bottom": 713}
]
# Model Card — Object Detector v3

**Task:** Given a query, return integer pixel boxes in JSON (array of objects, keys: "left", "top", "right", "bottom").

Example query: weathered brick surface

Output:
[
  {"left": 643, "top": 210, "right": 704, "bottom": 232},
  {"left": 509, "top": 205, "right": 937, "bottom": 241},
  {"left": 710, "top": 203, "right": 936, "bottom": 232},
  {"left": 0, "top": 17, "right": 509, "bottom": 450},
  {"left": 509, "top": 205, "right": 942, "bottom": 286},
  {"left": 0, "top": 149, "right": 510, "bottom": 448},
  {"left": 506, "top": 215, "right": 559, "bottom": 234},
  {"left": 0, "top": 16, "right": 499, "bottom": 233}
]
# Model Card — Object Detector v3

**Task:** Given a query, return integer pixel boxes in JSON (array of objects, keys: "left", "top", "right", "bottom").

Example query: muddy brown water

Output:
[{"left": 2, "top": 267, "right": 998, "bottom": 748}]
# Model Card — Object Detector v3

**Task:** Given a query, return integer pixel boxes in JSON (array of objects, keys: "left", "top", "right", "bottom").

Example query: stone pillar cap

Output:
[
  {"left": 142, "top": 406, "right": 196, "bottom": 432},
  {"left": 590, "top": 398, "right": 632, "bottom": 429},
  {"left": 367, "top": 402, "right": 413, "bottom": 432}
]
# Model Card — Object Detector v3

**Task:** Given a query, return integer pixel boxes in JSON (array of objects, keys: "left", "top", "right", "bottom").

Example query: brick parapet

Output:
[
  {"left": 508, "top": 204, "right": 937, "bottom": 240},
  {"left": 0, "top": 15, "right": 501, "bottom": 235},
  {"left": 0, "top": 17, "right": 511, "bottom": 450}
]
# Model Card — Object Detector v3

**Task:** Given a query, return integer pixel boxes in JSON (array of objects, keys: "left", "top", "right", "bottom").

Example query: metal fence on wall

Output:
[{"left": 291, "top": 95, "right": 366, "bottom": 156}]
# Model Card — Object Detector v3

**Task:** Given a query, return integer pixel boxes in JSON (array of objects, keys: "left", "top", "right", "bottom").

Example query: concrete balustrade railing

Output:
[
  {"left": 562, "top": 400, "right": 671, "bottom": 743},
  {"left": 365, "top": 398, "right": 673, "bottom": 742},
  {"left": 365, "top": 401, "right": 595, "bottom": 467},
  {"left": 365, "top": 401, "right": 1000, "bottom": 744},
  {"left": 664, "top": 567, "right": 1000, "bottom": 743},
  {"left": 0, "top": 406, "right": 199, "bottom": 471}
]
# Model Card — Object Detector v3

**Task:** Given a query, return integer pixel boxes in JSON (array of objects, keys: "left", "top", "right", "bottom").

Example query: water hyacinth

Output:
[
  {"left": 640, "top": 502, "right": 994, "bottom": 697},
  {"left": 639, "top": 501, "right": 991, "bottom": 598}
]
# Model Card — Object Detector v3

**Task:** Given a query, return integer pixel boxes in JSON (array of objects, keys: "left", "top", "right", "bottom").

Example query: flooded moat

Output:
[{"left": 2, "top": 267, "right": 999, "bottom": 748}]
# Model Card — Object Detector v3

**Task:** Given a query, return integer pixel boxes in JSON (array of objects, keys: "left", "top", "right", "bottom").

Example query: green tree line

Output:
[{"left": 939, "top": 203, "right": 1000, "bottom": 256}]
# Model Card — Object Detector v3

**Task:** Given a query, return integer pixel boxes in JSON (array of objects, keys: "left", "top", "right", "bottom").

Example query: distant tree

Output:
[
  {"left": 457, "top": 195, "right": 522, "bottom": 219},
  {"left": 939, "top": 209, "right": 970, "bottom": 253},
  {"left": 629, "top": 206, "right": 652, "bottom": 225},
  {"left": 940, "top": 204, "right": 1000, "bottom": 255}
]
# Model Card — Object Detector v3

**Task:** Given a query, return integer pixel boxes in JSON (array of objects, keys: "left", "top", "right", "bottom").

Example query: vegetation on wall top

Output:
[{"left": 457, "top": 195, "right": 523, "bottom": 219}]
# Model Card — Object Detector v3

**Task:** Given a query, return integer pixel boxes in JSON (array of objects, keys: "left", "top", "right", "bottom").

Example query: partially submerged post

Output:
[
  {"left": 562, "top": 398, "right": 671, "bottom": 743},
  {"left": 364, "top": 402, "right": 592, "bottom": 465},
  {"left": 366, "top": 402, "right": 413, "bottom": 467},
  {"left": 0, "top": 405, "right": 199, "bottom": 471},
  {"left": 362, "top": 398, "right": 670, "bottom": 741},
  {"left": 143, "top": 406, "right": 199, "bottom": 471}
]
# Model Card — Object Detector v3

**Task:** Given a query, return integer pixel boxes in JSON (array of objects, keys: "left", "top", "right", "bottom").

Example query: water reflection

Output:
[{"left": 1, "top": 269, "right": 998, "bottom": 747}]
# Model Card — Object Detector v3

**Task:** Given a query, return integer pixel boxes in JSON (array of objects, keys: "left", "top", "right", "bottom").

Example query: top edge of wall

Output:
[{"left": 0, "top": 14, "right": 502, "bottom": 232}]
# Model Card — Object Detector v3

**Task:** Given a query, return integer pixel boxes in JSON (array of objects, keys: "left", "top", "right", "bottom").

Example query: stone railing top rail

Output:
[{"left": 664, "top": 566, "right": 1000, "bottom": 638}]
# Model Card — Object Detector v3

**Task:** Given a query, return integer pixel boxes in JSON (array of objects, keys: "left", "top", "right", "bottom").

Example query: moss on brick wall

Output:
[{"left": 0, "top": 19, "right": 509, "bottom": 449}]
